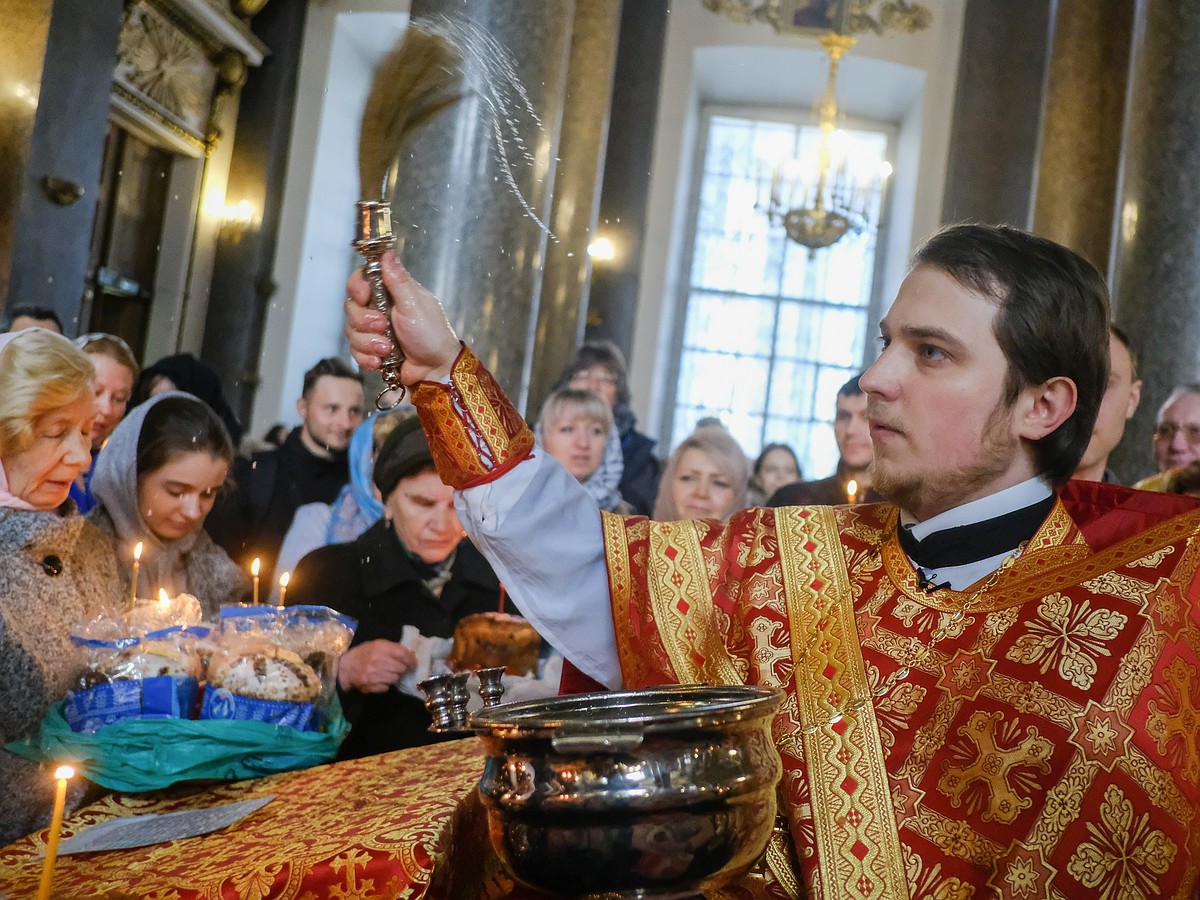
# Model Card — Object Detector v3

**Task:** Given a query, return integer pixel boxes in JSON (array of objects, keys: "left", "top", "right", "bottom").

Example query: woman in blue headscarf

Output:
[{"left": 272, "top": 410, "right": 400, "bottom": 594}]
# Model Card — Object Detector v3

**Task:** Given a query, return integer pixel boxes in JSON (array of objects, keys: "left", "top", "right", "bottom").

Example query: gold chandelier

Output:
[
  {"left": 757, "top": 32, "right": 889, "bottom": 255},
  {"left": 699, "top": 1, "right": 931, "bottom": 254}
]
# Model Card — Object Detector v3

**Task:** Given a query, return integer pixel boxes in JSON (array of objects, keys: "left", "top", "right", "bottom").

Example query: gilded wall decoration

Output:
[{"left": 116, "top": 3, "right": 217, "bottom": 150}]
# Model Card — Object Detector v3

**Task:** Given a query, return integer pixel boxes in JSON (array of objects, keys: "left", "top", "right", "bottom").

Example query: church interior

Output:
[{"left": 5, "top": 0, "right": 1174, "bottom": 482}]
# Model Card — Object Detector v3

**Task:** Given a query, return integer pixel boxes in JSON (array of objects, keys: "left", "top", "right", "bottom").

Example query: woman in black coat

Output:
[{"left": 287, "top": 414, "right": 505, "bottom": 759}]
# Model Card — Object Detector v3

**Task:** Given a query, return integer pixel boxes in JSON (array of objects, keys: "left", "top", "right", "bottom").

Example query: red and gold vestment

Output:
[
  {"left": 602, "top": 491, "right": 1200, "bottom": 899},
  {"left": 415, "top": 346, "right": 1200, "bottom": 899}
]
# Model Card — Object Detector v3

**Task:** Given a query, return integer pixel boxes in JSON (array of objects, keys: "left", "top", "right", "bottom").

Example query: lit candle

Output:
[
  {"left": 278, "top": 571, "right": 289, "bottom": 607},
  {"left": 36, "top": 764, "right": 74, "bottom": 900},
  {"left": 251, "top": 557, "right": 261, "bottom": 605},
  {"left": 846, "top": 479, "right": 859, "bottom": 505},
  {"left": 128, "top": 542, "right": 143, "bottom": 608},
  {"left": 158, "top": 588, "right": 171, "bottom": 611}
]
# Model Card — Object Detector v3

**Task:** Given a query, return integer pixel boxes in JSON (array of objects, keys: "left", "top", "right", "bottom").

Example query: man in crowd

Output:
[
  {"left": 345, "top": 225, "right": 1200, "bottom": 897},
  {"left": 1070, "top": 324, "right": 1141, "bottom": 483},
  {"left": 768, "top": 373, "right": 881, "bottom": 506},
  {"left": 1134, "top": 383, "right": 1200, "bottom": 491},
  {"left": 4, "top": 305, "right": 63, "bottom": 333},
  {"left": 207, "top": 357, "right": 364, "bottom": 582}
]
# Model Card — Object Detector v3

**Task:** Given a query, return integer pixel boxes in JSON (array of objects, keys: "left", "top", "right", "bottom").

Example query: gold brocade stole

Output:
[
  {"left": 775, "top": 506, "right": 911, "bottom": 900},
  {"left": 624, "top": 511, "right": 908, "bottom": 900}
]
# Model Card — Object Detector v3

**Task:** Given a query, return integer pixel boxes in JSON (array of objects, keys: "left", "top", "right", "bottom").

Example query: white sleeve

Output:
[{"left": 456, "top": 450, "right": 623, "bottom": 689}]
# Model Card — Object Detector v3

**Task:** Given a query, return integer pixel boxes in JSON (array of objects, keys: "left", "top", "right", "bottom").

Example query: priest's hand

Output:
[
  {"left": 337, "top": 639, "right": 418, "bottom": 693},
  {"left": 345, "top": 251, "right": 461, "bottom": 385}
]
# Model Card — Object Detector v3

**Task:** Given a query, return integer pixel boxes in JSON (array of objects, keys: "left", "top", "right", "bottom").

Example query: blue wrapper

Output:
[
  {"left": 64, "top": 676, "right": 200, "bottom": 734},
  {"left": 200, "top": 687, "right": 315, "bottom": 731}
]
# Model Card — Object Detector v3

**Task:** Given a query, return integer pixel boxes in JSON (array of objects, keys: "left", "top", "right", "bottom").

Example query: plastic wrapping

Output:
[
  {"left": 201, "top": 606, "right": 355, "bottom": 730},
  {"left": 15, "top": 603, "right": 359, "bottom": 788}
]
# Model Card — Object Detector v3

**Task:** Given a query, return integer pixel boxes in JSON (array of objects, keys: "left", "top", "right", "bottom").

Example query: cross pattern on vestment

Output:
[{"left": 938, "top": 709, "right": 1054, "bottom": 825}]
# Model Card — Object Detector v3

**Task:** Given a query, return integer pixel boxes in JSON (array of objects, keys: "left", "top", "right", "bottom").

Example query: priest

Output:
[{"left": 345, "top": 224, "right": 1200, "bottom": 899}]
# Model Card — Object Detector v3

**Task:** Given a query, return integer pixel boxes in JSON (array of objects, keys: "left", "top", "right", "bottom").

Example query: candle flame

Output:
[
  {"left": 846, "top": 479, "right": 858, "bottom": 502},
  {"left": 133, "top": 541, "right": 143, "bottom": 561},
  {"left": 54, "top": 765, "right": 74, "bottom": 780},
  {"left": 279, "top": 571, "right": 290, "bottom": 588},
  {"left": 251, "top": 558, "right": 261, "bottom": 577},
  {"left": 159, "top": 588, "right": 171, "bottom": 608}
]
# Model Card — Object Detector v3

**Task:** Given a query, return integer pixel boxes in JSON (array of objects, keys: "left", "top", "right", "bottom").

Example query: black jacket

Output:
[
  {"left": 619, "top": 427, "right": 663, "bottom": 517},
  {"left": 206, "top": 427, "right": 349, "bottom": 582},
  {"left": 287, "top": 519, "right": 504, "bottom": 759},
  {"left": 767, "top": 462, "right": 884, "bottom": 507}
]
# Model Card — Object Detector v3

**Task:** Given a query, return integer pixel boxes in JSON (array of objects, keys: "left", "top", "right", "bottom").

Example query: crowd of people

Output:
[{"left": 1, "top": 217, "right": 1199, "bottom": 897}]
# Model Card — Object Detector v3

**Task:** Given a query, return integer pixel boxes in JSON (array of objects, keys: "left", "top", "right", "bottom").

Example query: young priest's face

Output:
[{"left": 860, "top": 265, "right": 1039, "bottom": 521}]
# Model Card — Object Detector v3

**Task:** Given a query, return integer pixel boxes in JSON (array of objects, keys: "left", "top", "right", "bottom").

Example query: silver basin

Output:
[{"left": 470, "top": 684, "right": 784, "bottom": 897}]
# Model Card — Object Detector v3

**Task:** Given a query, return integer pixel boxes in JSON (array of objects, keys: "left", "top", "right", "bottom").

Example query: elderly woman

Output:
[
  {"left": 287, "top": 412, "right": 551, "bottom": 759},
  {"left": 70, "top": 333, "right": 140, "bottom": 513},
  {"left": 536, "top": 388, "right": 630, "bottom": 514},
  {"left": 653, "top": 422, "right": 751, "bottom": 522},
  {"left": 88, "top": 392, "right": 250, "bottom": 618},
  {"left": 0, "top": 329, "right": 120, "bottom": 844}
]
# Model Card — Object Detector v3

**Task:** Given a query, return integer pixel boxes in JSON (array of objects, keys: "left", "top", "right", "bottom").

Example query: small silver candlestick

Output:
[
  {"left": 418, "top": 668, "right": 509, "bottom": 733},
  {"left": 476, "top": 667, "right": 506, "bottom": 709},
  {"left": 419, "top": 671, "right": 473, "bottom": 732},
  {"left": 353, "top": 199, "right": 406, "bottom": 410}
]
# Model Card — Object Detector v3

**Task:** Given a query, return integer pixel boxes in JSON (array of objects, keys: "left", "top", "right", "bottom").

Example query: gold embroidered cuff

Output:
[{"left": 411, "top": 344, "right": 534, "bottom": 490}]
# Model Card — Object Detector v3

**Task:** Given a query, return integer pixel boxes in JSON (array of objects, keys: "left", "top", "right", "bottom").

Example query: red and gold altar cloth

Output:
[
  {"left": 0, "top": 738, "right": 484, "bottom": 899},
  {"left": 602, "top": 486, "right": 1200, "bottom": 899}
]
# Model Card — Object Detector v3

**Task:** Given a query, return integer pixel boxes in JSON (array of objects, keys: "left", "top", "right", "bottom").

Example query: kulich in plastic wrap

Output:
[
  {"left": 201, "top": 605, "right": 355, "bottom": 730},
  {"left": 449, "top": 612, "right": 542, "bottom": 677}
]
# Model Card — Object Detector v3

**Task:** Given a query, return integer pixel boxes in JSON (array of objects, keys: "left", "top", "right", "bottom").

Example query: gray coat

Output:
[{"left": 0, "top": 510, "right": 119, "bottom": 844}]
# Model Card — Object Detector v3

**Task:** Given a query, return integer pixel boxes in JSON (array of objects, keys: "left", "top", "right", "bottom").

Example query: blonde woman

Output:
[
  {"left": 653, "top": 422, "right": 751, "bottom": 522},
  {"left": 71, "top": 333, "right": 139, "bottom": 513},
  {"left": 0, "top": 329, "right": 120, "bottom": 843}
]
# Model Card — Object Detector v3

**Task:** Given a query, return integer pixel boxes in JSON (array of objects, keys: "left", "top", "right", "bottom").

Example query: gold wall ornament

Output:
[
  {"left": 111, "top": 0, "right": 266, "bottom": 158},
  {"left": 118, "top": 4, "right": 212, "bottom": 126}
]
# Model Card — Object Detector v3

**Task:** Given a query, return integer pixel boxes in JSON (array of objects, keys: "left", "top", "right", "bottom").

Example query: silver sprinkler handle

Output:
[{"left": 353, "top": 200, "right": 406, "bottom": 410}]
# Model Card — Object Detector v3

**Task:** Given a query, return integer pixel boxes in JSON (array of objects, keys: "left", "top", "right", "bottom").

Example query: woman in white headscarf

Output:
[
  {"left": 535, "top": 388, "right": 631, "bottom": 514},
  {"left": 0, "top": 328, "right": 121, "bottom": 844},
  {"left": 88, "top": 391, "right": 250, "bottom": 618}
]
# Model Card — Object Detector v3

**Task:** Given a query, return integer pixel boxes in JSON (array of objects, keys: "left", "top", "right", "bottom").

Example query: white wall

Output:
[
  {"left": 253, "top": 0, "right": 410, "bottom": 438},
  {"left": 628, "top": 2, "right": 967, "bottom": 447}
]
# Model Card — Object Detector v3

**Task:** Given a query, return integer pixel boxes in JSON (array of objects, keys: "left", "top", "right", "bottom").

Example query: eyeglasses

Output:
[
  {"left": 1154, "top": 423, "right": 1200, "bottom": 445},
  {"left": 569, "top": 369, "right": 618, "bottom": 386}
]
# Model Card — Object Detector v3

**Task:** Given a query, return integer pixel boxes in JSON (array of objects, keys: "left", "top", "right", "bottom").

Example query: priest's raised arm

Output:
[{"left": 344, "top": 253, "right": 622, "bottom": 688}]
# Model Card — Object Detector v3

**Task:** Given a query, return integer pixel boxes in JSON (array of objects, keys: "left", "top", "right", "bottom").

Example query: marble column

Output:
[
  {"left": 1031, "top": 0, "right": 1134, "bottom": 272},
  {"left": 395, "top": 0, "right": 576, "bottom": 414},
  {"left": 939, "top": 0, "right": 1052, "bottom": 227},
  {"left": 1109, "top": 1, "right": 1200, "bottom": 480},
  {"left": 1, "top": 0, "right": 123, "bottom": 330},
  {"left": 524, "top": 0, "right": 621, "bottom": 418},
  {"left": 201, "top": 0, "right": 308, "bottom": 426},
  {"left": 583, "top": 0, "right": 670, "bottom": 357}
]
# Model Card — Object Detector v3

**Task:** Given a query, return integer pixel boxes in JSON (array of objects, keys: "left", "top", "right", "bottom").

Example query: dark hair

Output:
[
  {"left": 1109, "top": 324, "right": 1138, "bottom": 380},
  {"left": 6, "top": 305, "right": 63, "bottom": 332},
  {"left": 838, "top": 374, "right": 864, "bottom": 398},
  {"left": 1169, "top": 460, "right": 1200, "bottom": 495},
  {"left": 302, "top": 357, "right": 363, "bottom": 397},
  {"left": 557, "top": 341, "right": 631, "bottom": 407},
  {"left": 753, "top": 442, "right": 802, "bottom": 481},
  {"left": 912, "top": 224, "right": 1110, "bottom": 487},
  {"left": 137, "top": 395, "right": 235, "bottom": 479}
]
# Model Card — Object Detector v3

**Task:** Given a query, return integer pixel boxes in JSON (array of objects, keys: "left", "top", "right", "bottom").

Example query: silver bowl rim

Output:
[{"left": 470, "top": 683, "right": 783, "bottom": 737}]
